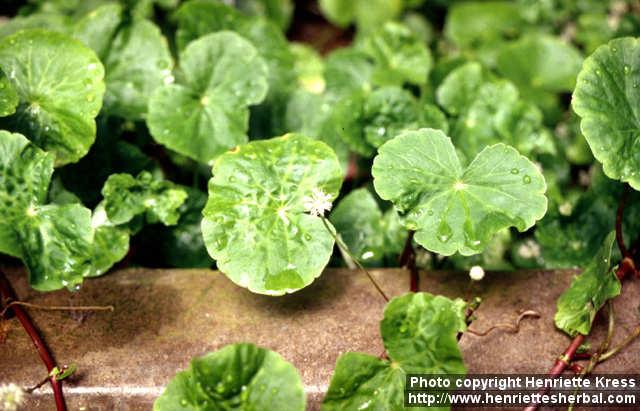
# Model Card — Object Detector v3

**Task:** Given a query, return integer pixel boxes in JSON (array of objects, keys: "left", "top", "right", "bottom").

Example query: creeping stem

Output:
[
  {"left": 0, "top": 270, "right": 67, "bottom": 411},
  {"left": 525, "top": 185, "right": 638, "bottom": 411}
]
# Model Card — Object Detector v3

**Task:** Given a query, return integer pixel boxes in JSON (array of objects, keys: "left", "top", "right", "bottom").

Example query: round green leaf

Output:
[
  {"left": 436, "top": 62, "right": 486, "bottom": 116},
  {"left": 148, "top": 31, "right": 268, "bottom": 164},
  {"left": 496, "top": 35, "right": 583, "bottom": 93},
  {"left": 359, "top": 21, "right": 432, "bottom": 87},
  {"left": 372, "top": 129, "right": 547, "bottom": 256},
  {"left": 102, "top": 20, "right": 173, "bottom": 120},
  {"left": 73, "top": 5, "right": 174, "bottom": 120},
  {"left": 452, "top": 80, "right": 556, "bottom": 159},
  {"left": 445, "top": 1, "right": 523, "bottom": 51},
  {"left": 322, "top": 292, "right": 466, "bottom": 411},
  {"left": 572, "top": 37, "right": 640, "bottom": 190},
  {"left": 201, "top": 134, "right": 343, "bottom": 295},
  {"left": 324, "top": 48, "right": 373, "bottom": 96},
  {"left": 154, "top": 343, "right": 305, "bottom": 411},
  {"left": 72, "top": 3, "right": 123, "bottom": 60},
  {"left": 0, "top": 29, "right": 105, "bottom": 166},
  {"left": 175, "top": 0, "right": 294, "bottom": 97}
]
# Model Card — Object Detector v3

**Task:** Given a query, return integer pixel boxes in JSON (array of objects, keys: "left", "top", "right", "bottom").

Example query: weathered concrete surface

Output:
[{"left": 1, "top": 267, "right": 639, "bottom": 410}]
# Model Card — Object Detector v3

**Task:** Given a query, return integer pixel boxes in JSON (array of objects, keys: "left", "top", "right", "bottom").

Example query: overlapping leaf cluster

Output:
[
  {"left": 0, "top": 0, "right": 636, "bottom": 292},
  {"left": 1, "top": 0, "right": 639, "bottom": 408}
]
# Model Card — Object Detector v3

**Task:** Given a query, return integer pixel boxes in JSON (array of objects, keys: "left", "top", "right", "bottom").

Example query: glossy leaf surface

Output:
[
  {"left": 202, "top": 134, "right": 343, "bottom": 295},
  {"left": 372, "top": 129, "right": 547, "bottom": 256}
]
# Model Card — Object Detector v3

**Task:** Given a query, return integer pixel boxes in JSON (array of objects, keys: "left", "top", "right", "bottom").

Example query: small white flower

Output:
[
  {"left": 469, "top": 265, "right": 485, "bottom": 281},
  {"left": 0, "top": 383, "right": 25, "bottom": 411},
  {"left": 302, "top": 188, "right": 333, "bottom": 217},
  {"left": 518, "top": 239, "right": 541, "bottom": 259}
]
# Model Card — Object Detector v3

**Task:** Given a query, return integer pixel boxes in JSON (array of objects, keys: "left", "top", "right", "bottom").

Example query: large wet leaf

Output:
[
  {"left": 572, "top": 37, "right": 640, "bottom": 190},
  {"left": 71, "top": 3, "right": 123, "bottom": 59},
  {"left": 17, "top": 203, "right": 94, "bottom": 291},
  {"left": 102, "top": 20, "right": 173, "bottom": 120},
  {"left": 148, "top": 31, "right": 268, "bottom": 164},
  {"left": 555, "top": 231, "right": 621, "bottom": 336},
  {"left": 201, "top": 134, "right": 343, "bottom": 295},
  {"left": 0, "top": 30, "right": 105, "bottom": 165},
  {"left": 0, "top": 130, "right": 53, "bottom": 258},
  {"left": 322, "top": 292, "right": 466, "bottom": 411},
  {"left": 154, "top": 343, "right": 305, "bottom": 411},
  {"left": 73, "top": 4, "right": 174, "bottom": 120},
  {"left": 372, "top": 129, "right": 547, "bottom": 256}
]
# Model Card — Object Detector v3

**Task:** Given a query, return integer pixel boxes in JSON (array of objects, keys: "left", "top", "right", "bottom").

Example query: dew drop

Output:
[
  {"left": 437, "top": 220, "right": 453, "bottom": 243},
  {"left": 180, "top": 399, "right": 188, "bottom": 406},
  {"left": 624, "top": 65, "right": 631, "bottom": 75},
  {"left": 510, "top": 168, "right": 519, "bottom": 175},
  {"left": 523, "top": 175, "right": 531, "bottom": 184},
  {"left": 228, "top": 176, "right": 236, "bottom": 182},
  {"left": 86, "top": 95, "right": 94, "bottom": 102},
  {"left": 304, "top": 233, "right": 312, "bottom": 241}
]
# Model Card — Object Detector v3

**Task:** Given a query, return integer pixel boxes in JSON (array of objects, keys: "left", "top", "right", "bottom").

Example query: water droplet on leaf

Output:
[{"left": 437, "top": 220, "right": 453, "bottom": 243}]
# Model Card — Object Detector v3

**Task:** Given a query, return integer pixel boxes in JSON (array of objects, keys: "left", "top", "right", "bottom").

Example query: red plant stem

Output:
[
  {"left": 616, "top": 185, "right": 631, "bottom": 258},
  {"left": 0, "top": 271, "right": 67, "bottom": 411},
  {"left": 399, "top": 231, "right": 419, "bottom": 292},
  {"left": 523, "top": 334, "right": 585, "bottom": 411},
  {"left": 525, "top": 258, "right": 636, "bottom": 411}
]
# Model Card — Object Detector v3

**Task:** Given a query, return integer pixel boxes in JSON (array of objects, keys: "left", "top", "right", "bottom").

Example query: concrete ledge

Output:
[{"left": 1, "top": 267, "right": 639, "bottom": 410}]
